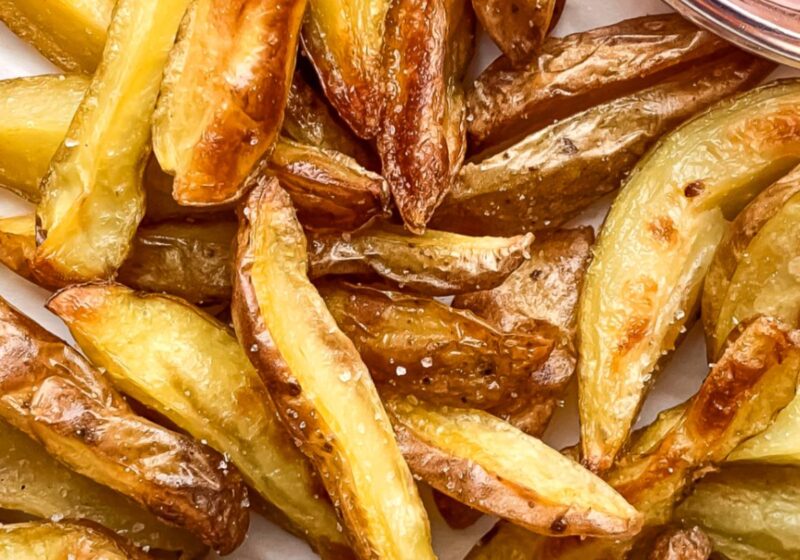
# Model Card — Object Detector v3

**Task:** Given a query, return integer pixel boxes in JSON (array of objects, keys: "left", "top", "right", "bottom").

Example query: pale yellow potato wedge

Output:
[{"left": 0, "top": 522, "right": 148, "bottom": 560}]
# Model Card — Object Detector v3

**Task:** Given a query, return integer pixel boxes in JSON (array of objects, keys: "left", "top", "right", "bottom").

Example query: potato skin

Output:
[
  {"left": 467, "top": 14, "right": 730, "bottom": 151},
  {"left": 232, "top": 177, "right": 435, "bottom": 559},
  {"left": 0, "top": 522, "right": 150, "bottom": 560},
  {"left": 431, "top": 51, "right": 773, "bottom": 236},
  {"left": 307, "top": 220, "right": 534, "bottom": 296},
  {"left": 472, "top": 0, "right": 556, "bottom": 66},
  {"left": 0, "top": 296, "right": 249, "bottom": 554},
  {"left": 647, "top": 527, "right": 711, "bottom": 560},
  {"left": 320, "top": 282, "right": 553, "bottom": 409}
]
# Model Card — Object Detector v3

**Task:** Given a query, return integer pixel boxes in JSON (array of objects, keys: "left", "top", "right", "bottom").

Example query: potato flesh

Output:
[
  {"left": 307, "top": 221, "right": 534, "bottom": 295},
  {"left": 676, "top": 465, "right": 800, "bottom": 560},
  {"left": 0, "top": 522, "right": 144, "bottom": 560},
  {"left": 47, "top": 284, "right": 349, "bottom": 557},
  {"left": 0, "top": 419, "right": 204, "bottom": 557},
  {"left": 233, "top": 178, "right": 435, "bottom": 559},
  {"left": 34, "top": 0, "right": 191, "bottom": 284},
  {"left": 0, "top": 296, "right": 248, "bottom": 553},
  {"left": 472, "top": 0, "right": 554, "bottom": 66},
  {"left": 0, "top": 0, "right": 111, "bottom": 72},
  {"left": 387, "top": 396, "right": 641, "bottom": 537},
  {"left": 432, "top": 52, "right": 773, "bottom": 236},
  {"left": 320, "top": 283, "right": 552, "bottom": 409},
  {"left": 153, "top": 0, "right": 306, "bottom": 205},
  {"left": 578, "top": 80, "right": 800, "bottom": 473}
]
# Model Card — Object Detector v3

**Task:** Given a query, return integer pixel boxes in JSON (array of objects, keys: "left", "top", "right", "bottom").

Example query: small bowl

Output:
[{"left": 664, "top": 0, "right": 800, "bottom": 67}]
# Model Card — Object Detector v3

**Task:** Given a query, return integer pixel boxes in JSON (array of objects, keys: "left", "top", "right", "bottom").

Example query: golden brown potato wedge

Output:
[
  {"left": 467, "top": 14, "right": 731, "bottom": 150},
  {"left": 0, "top": 522, "right": 149, "bottom": 560},
  {"left": 676, "top": 464, "right": 800, "bottom": 560},
  {"left": 269, "top": 138, "right": 390, "bottom": 231},
  {"left": 301, "top": 0, "right": 389, "bottom": 138},
  {"left": 0, "top": 0, "right": 112, "bottom": 73},
  {"left": 472, "top": 0, "right": 556, "bottom": 66},
  {"left": 34, "top": 0, "right": 192, "bottom": 285},
  {"left": 646, "top": 527, "right": 711, "bottom": 560},
  {"left": 377, "top": 0, "right": 449, "bottom": 232},
  {"left": 319, "top": 282, "right": 553, "bottom": 408},
  {"left": 386, "top": 395, "right": 642, "bottom": 538},
  {"left": 284, "top": 70, "right": 377, "bottom": 169},
  {"left": 703, "top": 164, "right": 800, "bottom": 358},
  {"left": 443, "top": 0, "right": 474, "bottom": 184},
  {"left": 153, "top": 0, "right": 306, "bottom": 206},
  {"left": 453, "top": 227, "right": 593, "bottom": 435},
  {"left": 0, "top": 215, "right": 39, "bottom": 286},
  {"left": 0, "top": 419, "right": 206, "bottom": 558},
  {"left": 48, "top": 283, "right": 352, "bottom": 558},
  {"left": 578, "top": 79, "right": 800, "bottom": 474},
  {"left": 307, "top": 220, "right": 533, "bottom": 295},
  {"left": 0, "top": 296, "right": 248, "bottom": 553},
  {"left": 431, "top": 51, "right": 773, "bottom": 236},
  {"left": 232, "top": 176, "right": 435, "bottom": 559}
]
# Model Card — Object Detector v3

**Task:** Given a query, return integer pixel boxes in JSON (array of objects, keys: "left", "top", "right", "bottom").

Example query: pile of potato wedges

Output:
[{"left": 0, "top": 0, "right": 799, "bottom": 557}]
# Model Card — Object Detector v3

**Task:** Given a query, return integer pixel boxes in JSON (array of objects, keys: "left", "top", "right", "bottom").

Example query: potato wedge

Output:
[
  {"left": 647, "top": 527, "right": 711, "bottom": 560},
  {"left": 301, "top": 0, "right": 389, "bottom": 138},
  {"left": 431, "top": 51, "right": 773, "bottom": 236},
  {"left": 578, "top": 79, "right": 800, "bottom": 473},
  {"left": 319, "top": 282, "right": 553, "bottom": 408},
  {"left": 0, "top": 0, "right": 112, "bottom": 73},
  {"left": 0, "top": 522, "right": 148, "bottom": 560},
  {"left": 453, "top": 228, "right": 593, "bottom": 435},
  {"left": 703, "top": 165, "right": 800, "bottom": 357},
  {"left": 307, "top": 220, "right": 533, "bottom": 296},
  {"left": 269, "top": 138, "right": 390, "bottom": 231},
  {"left": 0, "top": 215, "right": 39, "bottom": 286},
  {"left": 34, "top": 0, "right": 191, "bottom": 284},
  {"left": 472, "top": 0, "right": 556, "bottom": 66},
  {"left": 676, "top": 464, "right": 800, "bottom": 560},
  {"left": 284, "top": 70, "right": 377, "bottom": 169},
  {"left": 0, "top": 296, "right": 248, "bottom": 553},
  {"left": 0, "top": 419, "right": 205, "bottom": 558},
  {"left": 47, "top": 283, "right": 352, "bottom": 558},
  {"left": 386, "top": 395, "right": 642, "bottom": 537},
  {"left": 232, "top": 176, "right": 435, "bottom": 559},
  {"left": 467, "top": 14, "right": 730, "bottom": 150},
  {"left": 153, "top": 0, "right": 306, "bottom": 206},
  {"left": 443, "top": 0, "right": 473, "bottom": 184}
]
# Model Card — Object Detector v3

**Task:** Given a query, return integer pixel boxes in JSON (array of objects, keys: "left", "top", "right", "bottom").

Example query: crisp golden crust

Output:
[
  {"left": 432, "top": 52, "right": 773, "bottom": 236},
  {"left": 269, "top": 138, "right": 390, "bottom": 231},
  {"left": 0, "top": 296, "right": 249, "bottom": 553},
  {"left": 320, "top": 282, "right": 553, "bottom": 408},
  {"left": 467, "top": 14, "right": 730, "bottom": 150},
  {"left": 578, "top": 80, "right": 800, "bottom": 474},
  {"left": 153, "top": 0, "right": 306, "bottom": 205},
  {"left": 231, "top": 177, "right": 435, "bottom": 559},
  {"left": 387, "top": 396, "right": 642, "bottom": 538},
  {"left": 472, "top": 0, "right": 555, "bottom": 66},
  {"left": 307, "top": 220, "right": 533, "bottom": 296},
  {"left": 0, "top": 522, "right": 151, "bottom": 560}
]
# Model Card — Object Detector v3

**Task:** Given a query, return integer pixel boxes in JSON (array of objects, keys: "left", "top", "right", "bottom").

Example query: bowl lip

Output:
[{"left": 665, "top": 0, "right": 800, "bottom": 68}]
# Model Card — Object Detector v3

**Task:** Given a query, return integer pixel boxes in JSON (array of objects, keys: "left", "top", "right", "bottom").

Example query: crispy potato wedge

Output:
[
  {"left": 153, "top": 0, "right": 306, "bottom": 206},
  {"left": 467, "top": 14, "right": 730, "bottom": 150},
  {"left": 703, "top": 165, "right": 800, "bottom": 357},
  {"left": 453, "top": 228, "right": 593, "bottom": 435},
  {"left": 0, "top": 419, "right": 205, "bottom": 558},
  {"left": 578, "top": 79, "right": 800, "bottom": 473},
  {"left": 301, "top": 0, "right": 389, "bottom": 138},
  {"left": 34, "top": 0, "right": 191, "bottom": 284},
  {"left": 232, "top": 177, "right": 435, "bottom": 559},
  {"left": 386, "top": 395, "right": 642, "bottom": 537},
  {"left": 319, "top": 282, "right": 553, "bottom": 408},
  {"left": 284, "top": 71, "right": 377, "bottom": 169},
  {"left": 0, "top": 0, "right": 112, "bottom": 73},
  {"left": 473, "top": 0, "right": 556, "bottom": 66},
  {"left": 431, "top": 51, "right": 772, "bottom": 236},
  {"left": 443, "top": 0, "right": 473, "bottom": 184},
  {"left": 0, "top": 522, "right": 149, "bottom": 560},
  {"left": 269, "top": 138, "right": 390, "bottom": 231},
  {"left": 0, "top": 296, "right": 248, "bottom": 553},
  {"left": 308, "top": 220, "right": 533, "bottom": 295},
  {"left": 0, "top": 215, "right": 39, "bottom": 285},
  {"left": 676, "top": 464, "right": 800, "bottom": 560},
  {"left": 48, "top": 283, "right": 351, "bottom": 558},
  {"left": 646, "top": 527, "right": 711, "bottom": 560}
]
